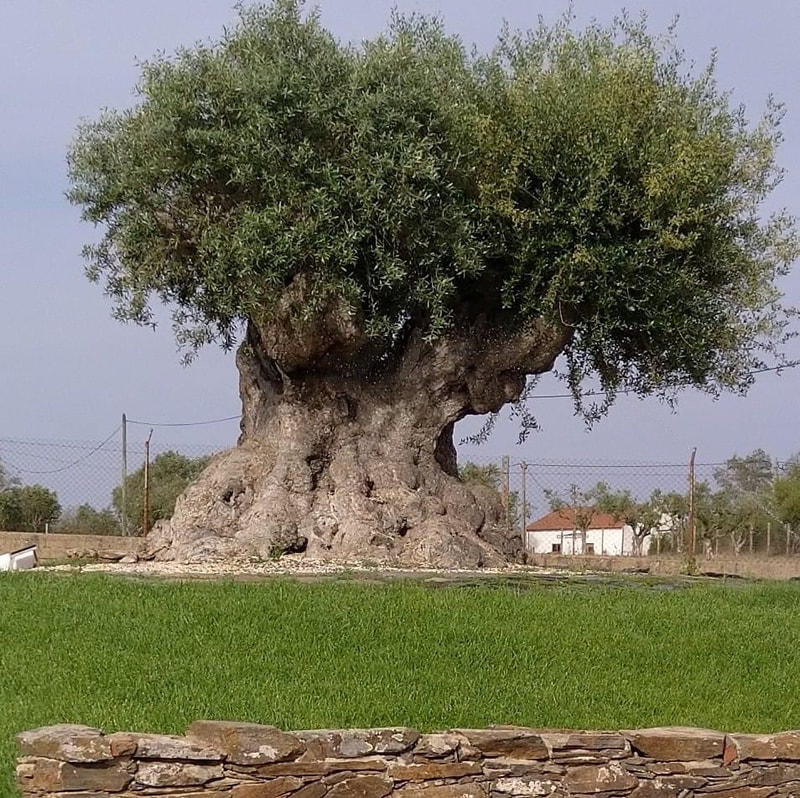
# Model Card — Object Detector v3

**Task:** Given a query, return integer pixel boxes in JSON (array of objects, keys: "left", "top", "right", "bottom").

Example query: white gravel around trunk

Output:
[{"left": 40, "top": 556, "right": 560, "bottom": 579}]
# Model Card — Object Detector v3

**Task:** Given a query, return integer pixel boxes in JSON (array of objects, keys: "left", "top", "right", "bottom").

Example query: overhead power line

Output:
[
  {"left": 127, "top": 415, "right": 241, "bottom": 428},
  {"left": 121, "top": 361, "right": 800, "bottom": 428},
  {"left": 1, "top": 425, "right": 122, "bottom": 475},
  {"left": 0, "top": 438, "right": 119, "bottom": 451},
  {"left": 14, "top": 360, "right": 788, "bottom": 452}
]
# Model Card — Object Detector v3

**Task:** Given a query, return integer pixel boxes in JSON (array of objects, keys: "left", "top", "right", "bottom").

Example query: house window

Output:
[
  {"left": 551, "top": 544, "right": 562, "bottom": 553},
  {"left": 585, "top": 543, "right": 595, "bottom": 554}
]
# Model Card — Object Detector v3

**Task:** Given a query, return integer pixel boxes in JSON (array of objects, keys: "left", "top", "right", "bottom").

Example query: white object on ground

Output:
[{"left": 0, "top": 544, "right": 38, "bottom": 571}]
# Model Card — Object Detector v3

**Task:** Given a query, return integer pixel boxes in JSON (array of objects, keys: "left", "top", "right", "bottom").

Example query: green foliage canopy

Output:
[
  {"left": 714, "top": 451, "right": 774, "bottom": 494},
  {"left": 68, "top": 2, "right": 797, "bottom": 409},
  {"left": 707, "top": 450, "right": 777, "bottom": 542}
]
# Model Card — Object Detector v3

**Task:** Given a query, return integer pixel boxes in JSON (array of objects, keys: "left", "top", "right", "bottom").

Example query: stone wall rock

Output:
[
  {"left": 624, "top": 728, "right": 726, "bottom": 762},
  {"left": 187, "top": 721, "right": 306, "bottom": 765},
  {"left": 15, "top": 723, "right": 800, "bottom": 798},
  {"left": 16, "top": 725, "right": 112, "bottom": 763}
]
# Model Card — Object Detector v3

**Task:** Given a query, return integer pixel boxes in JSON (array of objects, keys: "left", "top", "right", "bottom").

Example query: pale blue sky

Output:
[{"left": 1, "top": 0, "right": 799, "bottom": 471}]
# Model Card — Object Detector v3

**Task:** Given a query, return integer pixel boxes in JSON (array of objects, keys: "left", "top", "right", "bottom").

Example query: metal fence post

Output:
[
  {"left": 767, "top": 522, "right": 772, "bottom": 556},
  {"left": 143, "top": 429, "right": 153, "bottom": 536},
  {"left": 520, "top": 461, "right": 528, "bottom": 544},
  {"left": 687, "top": 447, "right": 697, "bottom": 567},
  {"left": 121, "top": 413, "right": 128, "bottom": 536},
  {"left": 501, "top": 455, "right": 510, "bottom": 531}
]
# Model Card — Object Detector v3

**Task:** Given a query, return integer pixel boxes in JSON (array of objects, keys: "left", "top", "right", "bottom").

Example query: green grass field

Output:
[{"left": 1, "top": 573, "right": 799, "bottom": 796}]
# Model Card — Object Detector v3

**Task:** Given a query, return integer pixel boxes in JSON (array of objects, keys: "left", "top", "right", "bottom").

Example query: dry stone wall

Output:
[{"left": 15, "top": 722, "right": 800, "bottom": 798}]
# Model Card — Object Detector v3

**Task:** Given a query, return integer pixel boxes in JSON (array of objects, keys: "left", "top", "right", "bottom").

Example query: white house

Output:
[{"left": 525, "top": 508, "right": 650, "bottom": 556}]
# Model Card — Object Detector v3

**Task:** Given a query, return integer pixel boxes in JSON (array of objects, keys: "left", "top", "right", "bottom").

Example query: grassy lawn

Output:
[{"left": 1, "top": 573, "right": 799, "bottom": 796}]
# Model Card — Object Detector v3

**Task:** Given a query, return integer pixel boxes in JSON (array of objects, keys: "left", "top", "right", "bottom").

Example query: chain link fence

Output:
[
  {"left": 461, "top": 453, "right": 800, "bottom": 559},
  {"left": 0, "top": 432, "right": 230, "bottom": 536},
  {"left": 1, "top": 431, "right": 798, "bottom": 558}
]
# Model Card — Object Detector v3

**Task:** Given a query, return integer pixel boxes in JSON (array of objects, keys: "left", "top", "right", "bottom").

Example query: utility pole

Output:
[
  {"left": 501, "top": 455, "right": 510, "bottom": 531},
  {"left": 143, "top": 429, "right": 153, "bottom": 536},
  {"left": 121, "top": 413, "right": 128, "bottom": 536}
]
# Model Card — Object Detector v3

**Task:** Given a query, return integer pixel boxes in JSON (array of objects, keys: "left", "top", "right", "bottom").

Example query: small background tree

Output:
[
  {"left": 56, "top": 505, "right": 121, "bottom": 536},
  {"left": 774, "top": 458, "right": 800, "bottom": 553},
  {"left": 712, "top": 450, "right": 777, "bottom": 553},
  {"left": 0, "top": 485, "right": 61, "bottom": 533},
  {"left": 653, "top": 492, "right": 689, "bottom": 553},
  {"left": 594, "top": 486, "right": 669, "bottom": 556},
  {"left": 545, "top": 483, "right": 612, "bottom": 553}
]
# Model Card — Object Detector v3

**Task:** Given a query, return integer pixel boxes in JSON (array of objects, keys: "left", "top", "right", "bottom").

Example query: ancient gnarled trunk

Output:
[{"left": 148, "top": 302, "right": 570, "bottom": 567}]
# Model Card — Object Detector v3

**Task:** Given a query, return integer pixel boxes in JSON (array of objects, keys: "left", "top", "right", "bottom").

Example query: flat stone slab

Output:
[
  {"left": 563, "top": 763, "right": 639, "bottom": 794},
  {"left": 396, "top": 786, "right": 487, "bottom": 798},
  {"left": 326, "top": 775, "right": 394, "bottom": 798},
  {"left": 541, "top": 733, "right": 627, "bottom": 752},
  {"left": 232, "top": 777, "right": 304, "bottom": 798},
  {"left": 624, "top": 727, "right": 725, "bottom": 761},
  {"left": 135, "top": 760, "right": 224, "bottom": 787},
  {"left": 387, "top": 761, "right": 482, "bottom": 780},
  {"left": 109, "top": 732, "right": 222, "bottom": 761},
  {"left": 297, "top": 729, "right": 420, "bottom": 758},
  {"left": 16, "top": 758, "right": 131, "bottom": 793},
  {"left": 412, "top": 733, "right": 460, "bottom": 759},
  {"left": 453, "top": 729, "right": 548, "bottom": 760},
  {"left": 187, "top": 721, "right": 306, "bottom": 765},
  {"left": 730, "top": 732, "right": 800, "bottom": 761},
  {"left": 493, "top": 776, "right": 560, "bottom": 795},
  {"left": 17, "top": 725, "right": 112, "bottom": 763}
]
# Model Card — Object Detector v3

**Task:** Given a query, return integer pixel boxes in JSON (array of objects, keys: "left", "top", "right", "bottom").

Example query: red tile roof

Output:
[{"left": 526, "top": 507, "right": 624, "bottom": 532}]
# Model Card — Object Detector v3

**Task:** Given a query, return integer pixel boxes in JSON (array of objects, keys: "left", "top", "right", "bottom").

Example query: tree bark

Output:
[{"left": 148, "top": 315, "right": 570, "bottom": 567}]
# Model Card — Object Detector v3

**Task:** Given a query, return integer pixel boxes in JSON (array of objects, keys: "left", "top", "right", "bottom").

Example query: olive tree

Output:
[
  {"left": 67, "top": 3, "right": 796, "bottom": 566},
  {"left": 713, "top": 450, "right": 779, "bottom": 553},
  {"left": 594, "top": 486, "right": 669, "bottom": 556}
]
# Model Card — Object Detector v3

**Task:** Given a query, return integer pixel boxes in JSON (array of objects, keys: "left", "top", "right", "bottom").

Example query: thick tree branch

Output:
[{"left": 397, "top": 318, "right": 572, "bottom": 418}]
